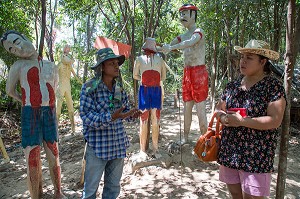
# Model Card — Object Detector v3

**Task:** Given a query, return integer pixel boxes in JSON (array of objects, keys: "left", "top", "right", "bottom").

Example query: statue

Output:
[
  {"left": 162, "top": 4, "right": 208, "bottom": 144},
  {"left": 56, "top": 44, "right": 82, "bottom": 133},
  {"left": 0, "top": 136, "right": 10, "bottom": 164},
  {"left": 1, "top": 30, "right": 65, "bottom": 199},
  {"left": 133, "top": 38, "right": 168, "bottom": 158}
]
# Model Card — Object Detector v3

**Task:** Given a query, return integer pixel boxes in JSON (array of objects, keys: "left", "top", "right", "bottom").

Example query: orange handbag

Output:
[{"left": 194, "top": 112, "right": 222, "bottom": 162}]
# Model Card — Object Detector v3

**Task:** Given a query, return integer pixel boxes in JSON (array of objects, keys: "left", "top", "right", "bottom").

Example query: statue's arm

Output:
[
  {"left": 71, "top": 66, "right": 83, "bottom": 84},
  {"left": 53, "top": 62, "right": 59, "bottom": 91},
  {"left": 161, "top": 59, "right": 167, "bottom": 81},
  {"left": 161, "top": 35, "right": 182, "bottom": 53},
  {"left": 6, "top": 63, "right": 22, "bottom": 103},
  {"left": 170, "top": 33, "right": 201, "bottom": 50},
  {"left": 133, "top": 58, "right": 141, "bottom": 81},
  {"left": 170, "top": 37, "right": 180, "bottom": 46}
]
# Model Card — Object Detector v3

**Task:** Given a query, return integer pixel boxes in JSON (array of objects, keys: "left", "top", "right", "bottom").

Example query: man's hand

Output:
[
  {"left": 131, "top": 109, "right": 142, "bottom": 118},
  {"left": 111, "top": 107, "right": 141, "bottom": 120}
]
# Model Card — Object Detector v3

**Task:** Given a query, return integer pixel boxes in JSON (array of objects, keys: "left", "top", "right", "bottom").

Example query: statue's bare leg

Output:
[
  {"left": 0, "top": 137, "right": 10, "bottom": 163},
  {"left": 160, "top": 82, "right": 165, "bottom": 109},
  {"left": 24, "top": 145, "right": 42, "bottom": 199},
  {"left": 56, "top": 91, "right": 64, "bottom": 127},
  {"left": 151, "top": 108, "right": 161, "bottom": 158},
  {"left": 65, "top": 91, "right": 75, "bottom": 133},
  {"left": 195, "top": 101, "right": 208, "bottom": 134},
  {"left": 178, "top": 101, "right": 194, "bottom": 145},
  {"left": 43, "top": 141, "right": 66, "bottom": 199},
  {"left": 139, "top": 110, "right": 150, "bottom": 156}
]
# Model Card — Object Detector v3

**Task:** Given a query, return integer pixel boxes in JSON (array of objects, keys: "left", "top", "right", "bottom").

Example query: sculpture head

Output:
[
  {"left": 1, "top": 30, "right": 37, "bottom": 59},
  {"left": 179, "top": 4, "right": 198, "bottom": 28},
  {"left": 142, "top": 37, "right": 157, "bottom": 54},
  {"left": 63, "top": 44, "right": 71, "bottom": 54}
]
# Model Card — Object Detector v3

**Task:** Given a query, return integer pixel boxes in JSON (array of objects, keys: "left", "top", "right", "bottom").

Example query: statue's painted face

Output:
[
  {"left": 3, "top": 33, "right": 36, "bottom": 58},
  {"left": 179, "top": 10, "right": 196, "bottom": 28},
  {"left": 63, "top": 45, "right": 71, "bottom": 54}
]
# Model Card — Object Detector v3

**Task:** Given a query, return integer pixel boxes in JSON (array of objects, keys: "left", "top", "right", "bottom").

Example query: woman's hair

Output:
[{"left": 259, "top": 55, "right": 271, "bottom": 74}]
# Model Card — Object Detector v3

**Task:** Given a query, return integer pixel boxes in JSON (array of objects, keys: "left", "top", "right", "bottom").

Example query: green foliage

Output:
[
  {"left": 0, "top": 0, "right": 34, "bottom": 66},
  {"left": 0, "top": 76, "right": 20, "bottom": 111},
  {"left": 164, "top": 53, "right": 183, "bottom": 94}
]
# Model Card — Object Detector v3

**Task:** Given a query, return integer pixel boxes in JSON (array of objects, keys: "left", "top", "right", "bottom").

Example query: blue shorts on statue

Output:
[
  {"left": 138, "top": 85, "right": 161, "bottom": 110},
  {"left": 21, "top": 106, "right": 58, "bottom": 148}
]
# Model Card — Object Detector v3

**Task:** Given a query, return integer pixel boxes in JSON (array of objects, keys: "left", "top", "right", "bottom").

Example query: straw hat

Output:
[
  {"left": 142, "top": 37, "right": 157, "bottom": 53},
  {"left": 91, "top": 48, "right": 125, "bottom": 69},
  {"left": 234, "top": 40, "right": 279, "bottom": 60}
]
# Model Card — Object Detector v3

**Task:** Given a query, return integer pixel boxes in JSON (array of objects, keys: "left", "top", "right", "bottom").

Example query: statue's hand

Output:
[
  {"left": 156, "top": 46, "right": 163, "bottom": 52},
  {"left": 162, "top": 44, "right": 172, "bottom": 54}
]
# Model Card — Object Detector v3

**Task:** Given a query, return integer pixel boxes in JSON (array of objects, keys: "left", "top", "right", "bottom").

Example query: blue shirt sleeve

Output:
[{"left": 80, "top": 84, "right": 112, "bottom": 129}]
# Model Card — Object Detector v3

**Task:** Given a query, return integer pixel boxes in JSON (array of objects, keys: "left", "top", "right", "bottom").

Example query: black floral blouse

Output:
[{"left": 217, "top": 75, "right": 286, "bottom": 173}]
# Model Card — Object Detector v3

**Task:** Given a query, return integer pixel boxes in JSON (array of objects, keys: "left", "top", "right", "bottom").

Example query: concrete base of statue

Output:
[{"left": 129, "top": 151, "right": 172, "bottom": 172}]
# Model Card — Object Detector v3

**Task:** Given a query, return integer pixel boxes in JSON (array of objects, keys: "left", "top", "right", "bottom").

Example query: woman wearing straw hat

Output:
[
  {"left": 80, "top": 48, "right": 140, "bottom": 199},
  {"left": 215, "top": 40, "right": 286, "bottom": 198}
]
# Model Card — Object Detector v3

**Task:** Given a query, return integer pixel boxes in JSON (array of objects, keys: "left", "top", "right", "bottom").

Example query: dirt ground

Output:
[{"left": 0, "top": 96, "right": 300, "bottom": 199}]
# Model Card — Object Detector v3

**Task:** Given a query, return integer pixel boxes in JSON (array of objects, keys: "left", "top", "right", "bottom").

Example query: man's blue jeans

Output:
[{"left": 82, "top": 145, "right": 124, "bottom": 199}]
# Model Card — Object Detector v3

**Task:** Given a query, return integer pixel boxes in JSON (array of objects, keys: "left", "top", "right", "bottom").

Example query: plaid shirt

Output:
[{"left": 80, "top": 79, "right": 130, "bottom": 160}]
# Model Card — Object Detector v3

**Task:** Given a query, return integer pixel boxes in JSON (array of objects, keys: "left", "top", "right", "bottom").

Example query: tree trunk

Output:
[
  {"left": 34, "top": 0, "right": 40, "bottom": 50},
  {"left": 83, "top": 14, "right": 91, "bottom": 83},
  {"left": 224, "top": 16, "right": 232, "bottom": 81},
  {"left": 47, "top": 0, "right": 57, "bottom": 62},
  {"left": 273, "top": 0, "right": 280, "bottom": 51},
  {"left": 211, "top": 36, "right": 217, "bottom": 112},
  {"left": 276, "top": 1, "right": 296, "bottom": 198},
  {"left": 295, "top": 6, "right": 300, "bottom": 53},
  {"left": 38, "top": 0, "right": 46, "bottom": 58}
]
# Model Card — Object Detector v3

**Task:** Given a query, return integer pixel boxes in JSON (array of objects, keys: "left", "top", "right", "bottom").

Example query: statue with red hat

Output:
[{"left": 162, "top": 4, "right": 208, "bottom": 145}]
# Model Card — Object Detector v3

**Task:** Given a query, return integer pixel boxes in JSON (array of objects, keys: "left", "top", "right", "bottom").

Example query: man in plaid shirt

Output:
[{"left": 80, "top": 48, "right": 140, "bottom": 199}]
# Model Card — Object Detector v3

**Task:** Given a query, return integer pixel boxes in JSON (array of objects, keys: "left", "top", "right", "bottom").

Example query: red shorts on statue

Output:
[{"left": 182, "top": 65, "right": 208, "bottom": 103}]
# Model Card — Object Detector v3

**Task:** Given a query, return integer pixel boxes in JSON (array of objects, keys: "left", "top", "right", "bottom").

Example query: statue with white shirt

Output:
[
  {"left": 133, "top": 38, "right": 171, "bottom": 158},
  {"left": 162, "top": 4, "right": 208, "bottom": 145}
]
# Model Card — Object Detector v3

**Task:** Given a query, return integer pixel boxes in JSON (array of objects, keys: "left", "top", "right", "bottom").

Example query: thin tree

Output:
[
  {"left": 38, "top": 0, "right": 46, "bottom": 58},
  {"left": 276, "top": 0, "right": 299, "bottom": 198}
]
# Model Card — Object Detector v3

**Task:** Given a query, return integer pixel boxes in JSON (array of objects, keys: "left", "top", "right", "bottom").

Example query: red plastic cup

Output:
[{"left": 228, "top": 108, "right": 247, "bottom": 118}]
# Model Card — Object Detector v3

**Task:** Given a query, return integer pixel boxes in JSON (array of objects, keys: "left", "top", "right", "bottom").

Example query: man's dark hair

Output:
[
  {"left": 1, "top": 30, "right": 27, "bottom": 46},
  {"left": 258, "top": 55, "right": 272, "bottom": 74}
]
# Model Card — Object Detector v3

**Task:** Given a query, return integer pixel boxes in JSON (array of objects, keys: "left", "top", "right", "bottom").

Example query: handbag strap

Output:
[{"left": 209, "top": 112, "right": 222, "bottom": 136}]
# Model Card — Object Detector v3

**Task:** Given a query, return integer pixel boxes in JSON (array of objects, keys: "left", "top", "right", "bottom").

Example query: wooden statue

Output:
[
  {"left": 1, "top": 30, "right": 65, "bottom": 199},
  {"left": 133, "top": 38, "right": 168, "bottom": 158},
  {"left": 56, "top": 44, "right": 82, "bottom": 133},
  {"left": 162, "top": 4, "right": 208, "bottom": 144}
]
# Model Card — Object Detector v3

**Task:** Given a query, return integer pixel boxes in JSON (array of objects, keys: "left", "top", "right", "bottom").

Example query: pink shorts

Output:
[{"left": 219, "top": 165, "right": 271, "bottom": 197}]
